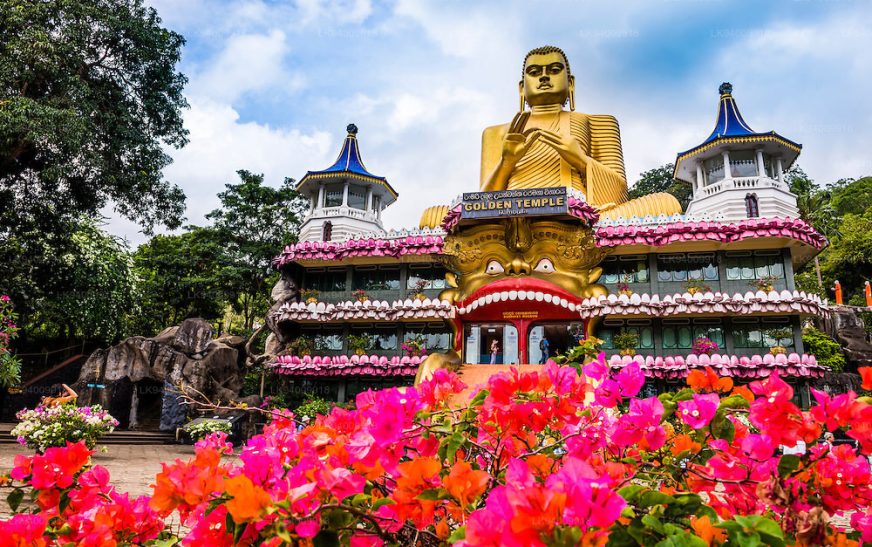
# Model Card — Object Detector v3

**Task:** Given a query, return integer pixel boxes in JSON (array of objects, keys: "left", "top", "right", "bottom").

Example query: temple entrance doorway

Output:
[
  {"left": 463, "top": 323, "right": 519, "bottom": 364},
  {"left": 528, "top": 322, "right": 586, "bottom": 364}
]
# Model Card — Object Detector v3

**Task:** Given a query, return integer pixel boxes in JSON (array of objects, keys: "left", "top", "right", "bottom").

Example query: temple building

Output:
[{"left": 266, "top": 59, "right": 828, "bottom": 407}]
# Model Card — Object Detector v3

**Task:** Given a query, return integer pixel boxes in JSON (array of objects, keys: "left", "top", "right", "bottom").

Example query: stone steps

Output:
[{"left": 0, "top": 423, "right": 176, "bottom": 446}]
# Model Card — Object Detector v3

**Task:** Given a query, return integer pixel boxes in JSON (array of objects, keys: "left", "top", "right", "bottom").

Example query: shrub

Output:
[
  {"left": 293, "top": 394, "right": 332, "bottom": 421},
  {"left": 3, "top": 361, "right": 872, "bottom": 545},
  {"left": 183, "top": 419, "right": 232, "bottom": 441},
  {"left": 691, "top": 336, "right": 720, "bottom": 355},
  {"left": 11, "top": 405, "right": 118, "bottom": 452},
  {"left": 803, "top": 326, "right": 847, "bottom": 372},
  {"left": 0, "top": 295, "right": 22, "bottom": 388}
]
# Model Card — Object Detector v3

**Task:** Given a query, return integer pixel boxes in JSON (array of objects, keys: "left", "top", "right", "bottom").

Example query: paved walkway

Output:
[{"left": 0, "top": 442, "right": 241, "bottom": 524}]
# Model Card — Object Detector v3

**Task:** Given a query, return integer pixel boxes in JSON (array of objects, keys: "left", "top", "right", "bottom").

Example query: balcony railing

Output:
[{"left": 699, "top": 176, "right": 786, "bottom": 197}]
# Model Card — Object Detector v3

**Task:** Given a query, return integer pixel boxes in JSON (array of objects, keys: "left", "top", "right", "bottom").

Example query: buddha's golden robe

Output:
[{"left": 480, "top": 111, "right": 628, "bottom": 207}]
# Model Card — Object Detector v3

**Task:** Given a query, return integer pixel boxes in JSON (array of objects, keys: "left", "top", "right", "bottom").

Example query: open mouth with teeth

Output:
[{"left": 456, "top": 278, "right": 584, "bottom": 316}]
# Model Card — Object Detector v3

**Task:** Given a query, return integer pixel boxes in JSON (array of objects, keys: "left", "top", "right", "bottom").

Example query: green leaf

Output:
[
  {"left": 6, "top": 488, "right": 24, "bottom": 512},
  {"left": 618, "top": 485, "right": 646, "bottom": 503},
  {"left": 639, "top": 491, "right": 675, "bottom": 507},
  {"left": 447, "top": 526, "right": 467, "bottom": 543},
  {"left": 469, "top": 389, "right": 489, "bottom": 407},
  {"left": 777, "top": 455, "right": 801, "bottom": 477},
  {"left": 416, "top": 488, "right": 451, "bottom": 501},
  {"left": 371, "top": 497, "right": 396, "bottom": 510},
  {"left": 313, "top": 529, "right": 340, "bottom": 547},
  {"left": 641, "top": 513, "right": 666, "bottom": 534}
]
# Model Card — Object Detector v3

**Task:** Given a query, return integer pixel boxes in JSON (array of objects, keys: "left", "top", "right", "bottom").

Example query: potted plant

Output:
[
  {"left": 766, "top": 327, "right": 794, "bottom": 355},
  {"left": 287, "top": 336, "right": 314, "bottom": 357},
  {"left": 691, "top": 336, "right": 719, "bottom": 356},
  {"left": 750, "top": 275, "right": 778, "bottom": 293},
  {"left": 352, "top": 289, "right": 369, "bottom": 302},
  {"left": 617, "top": 282, "right": 633, "bottom": 297},
  {"left": 685, "top": 279, "right": 712, "bottom": 295},
  {"left": 402, "top": 335, "right": 428, "bottom": 357},
  {"left": 300, "top": 288, "right": 320, "bottom": 304},
  {"left": 613, "top": 330, "right": 639, "bottom": 357},
  {"left": 409, "top": 279, "right": 429, "bottom": 301},
  {"left": 347, "top": 334, "right": 371, "bottom": 356},
  {"left": 616, "top": 274, "right": 634, "bottom": 297}
]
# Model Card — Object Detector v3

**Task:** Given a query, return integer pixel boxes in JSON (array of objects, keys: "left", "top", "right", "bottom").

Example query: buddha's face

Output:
[
  {"left": 438, "top": 219, "right": 608, "bottom": 307},
  {"left": 522, "top": 52, "right": 571, "bottom": 107}
]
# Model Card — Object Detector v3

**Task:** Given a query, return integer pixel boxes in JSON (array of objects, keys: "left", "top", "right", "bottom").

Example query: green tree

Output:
[
  {"left": 132, "top": 227, "right": 226, "bottom": 335},
  {"left": 206, "top": 170, "right": 306, "bottom": 331},
  {"left": 27, "top": 218, "right": 138, "bottom": 344},
  {"left": 628, "top": 163, "right": 693, "bottom": 209},
  {"left": 0, "top": 0, "right": 188, "bottom": 324},
  {"left": 829, "top": 177, "right": 872, "bottom": 217},
  {"left": 787, "top": 166, "right": 841, "bottom": 293}
]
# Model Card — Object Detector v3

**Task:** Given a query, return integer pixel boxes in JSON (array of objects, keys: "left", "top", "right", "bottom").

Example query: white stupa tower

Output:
[
  {"left": 296, "top": 124, "right": 397, "bottom": 242},
  {"left": 675, "top": 83, "right": 801, "bottom": 220}
]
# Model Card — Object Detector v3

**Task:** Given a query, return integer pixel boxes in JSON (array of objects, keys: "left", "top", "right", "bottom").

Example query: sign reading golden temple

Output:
[{"left": 461, "top": 187, "right": 567, "bottom": 219}]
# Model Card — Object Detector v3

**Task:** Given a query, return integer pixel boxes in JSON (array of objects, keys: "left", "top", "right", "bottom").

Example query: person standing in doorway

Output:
[
  {"left": 490, "top": 339, "right": 499, "bottom": 364},
  {"left": 539, "top": 336, "right": 550, "bottom": 364}
]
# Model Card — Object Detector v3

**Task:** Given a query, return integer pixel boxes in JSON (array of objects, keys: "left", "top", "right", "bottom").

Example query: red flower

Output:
[
  {"left": 29, "top": 441, "right": 92, "bottom": 490},
  {"left": 0, "top": 513, "right": 47, "bottom": 547}
]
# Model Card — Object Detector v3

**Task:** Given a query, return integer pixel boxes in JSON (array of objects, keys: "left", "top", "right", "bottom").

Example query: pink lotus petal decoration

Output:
[{"left": 605, "top": 352, "right": 825, "bottom": 380}]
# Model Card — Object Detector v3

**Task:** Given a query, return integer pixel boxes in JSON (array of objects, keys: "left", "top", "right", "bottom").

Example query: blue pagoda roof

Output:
[
  {"left": 674, "top": 83, "right": 801, "bottom": 173},
  {"left": 297, "top": 124, "right": 397, "bottom": 198}
]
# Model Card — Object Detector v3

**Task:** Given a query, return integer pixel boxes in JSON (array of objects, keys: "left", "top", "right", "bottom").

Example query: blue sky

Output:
[{"left": 112, "top": 0, "right": 872, "bottom": 243}]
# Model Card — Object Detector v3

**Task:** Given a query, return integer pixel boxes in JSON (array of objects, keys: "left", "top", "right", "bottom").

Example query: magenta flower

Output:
[{"left": 677, "top": 393, "right": 721, "bottom": 429}]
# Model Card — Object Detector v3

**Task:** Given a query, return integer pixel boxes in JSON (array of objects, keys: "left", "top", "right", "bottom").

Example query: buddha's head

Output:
[
  {"left": 438, "top": 218, "right": 607, "bottom": 306},
  {"left": 520, "top": 45, "right": 575, "bottom": 110}
]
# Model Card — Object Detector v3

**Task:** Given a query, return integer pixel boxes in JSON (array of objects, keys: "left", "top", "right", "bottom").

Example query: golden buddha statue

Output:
[{"left": 419, "top": 46, "right": 681, "bottom": 228}]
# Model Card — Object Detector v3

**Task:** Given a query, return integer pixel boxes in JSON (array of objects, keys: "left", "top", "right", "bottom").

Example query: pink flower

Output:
[{"left": 677, "top": 393, "right": 720, "bottom": 429}]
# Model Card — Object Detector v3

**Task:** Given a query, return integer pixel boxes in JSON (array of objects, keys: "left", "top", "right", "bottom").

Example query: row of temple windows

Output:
[
  {"left": 597, "top": 317, "right": 795, "bottom": 350},
  {"left": 303, "top": 250, "right": 787, "bottom": 294},
  {"left": 299, "top": 325, "right": 452, "bottom": 352},
  {"left": 702, "top": 150, "right": 777, "bottom": 185},
  {"left": 323, "top": 183, "right": 382, "bottom": 211},
  {"left": 304, "top": 265, "right": 448, "bottom": 293},
  {"left": 600, "top": 251, "right": 786, "bottom": 284}
]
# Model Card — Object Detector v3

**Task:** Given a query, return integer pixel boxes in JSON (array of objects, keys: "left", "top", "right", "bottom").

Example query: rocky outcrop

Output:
[
  {"left": 73, "top": 318, "right": 260, "bottom": 432},
  {"left": 821, "top": 306, "right": 872, "bottom": 368}
]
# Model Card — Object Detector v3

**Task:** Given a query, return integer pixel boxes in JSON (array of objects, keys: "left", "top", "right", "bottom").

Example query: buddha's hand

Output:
[
  {"left": 536, "top": 128, "right": 589, "bottom": 172},
  {"left": 501, "top": 112, "right": 540, "bottom": 167}
]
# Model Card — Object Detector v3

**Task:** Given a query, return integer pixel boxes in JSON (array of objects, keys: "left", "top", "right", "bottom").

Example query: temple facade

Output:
[{"left": 266, "top": 78, "right": 828, "bottom": 407}]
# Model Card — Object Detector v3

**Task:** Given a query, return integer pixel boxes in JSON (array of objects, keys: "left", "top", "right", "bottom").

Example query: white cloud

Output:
[
  {"left": 188, "top": 29, "right": 300, "bottom": 103},
  {"left": 115, "top": 98, "right": 333, "bottom": 246}
]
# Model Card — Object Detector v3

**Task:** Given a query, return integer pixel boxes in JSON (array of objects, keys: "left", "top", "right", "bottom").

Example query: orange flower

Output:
[
  {"left": 434, "top": 519, "right": 450, "bottom": 540},
  {"left": 730, "top": 384, "right": 754, "bottom": 403},
  {"left": 859, "top": 367, "right": 872, "bottom": 391},
  {"left": 671, "top": 434, "right": 702, "bottom": 456},
  {"left": 687, "top": 367, "right": 733, "bottom": 393},
  {"left": 691, "top": 515, "right": 726, "bottom": 545},
  {"left": 525, "top": 454, "right": 556, "bottom": 480},
  {"left": 150, "top": 449, "right": 226, "bottom": 517},
  {"left": 225, "top": 474, "right": 272, "bottom": 523},
  {"left": 443, "top": 461, "right": 489, "bottom": 509}
]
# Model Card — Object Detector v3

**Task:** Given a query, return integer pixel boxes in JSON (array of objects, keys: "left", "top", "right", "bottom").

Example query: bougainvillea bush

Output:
[
  {"left": 2, "top": 357, "right": 872, "bottom": 546},
  {"left": 11, "top": 404, "right": 119, "bottom": 452}
]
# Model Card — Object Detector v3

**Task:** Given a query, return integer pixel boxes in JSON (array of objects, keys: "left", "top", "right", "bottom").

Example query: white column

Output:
[
  {"left": 776, "top": 157, "right": 784, "bottom": 184},
  {"left": 695, "top": 164, "right": 704, "bottom": 194},
  {"left": 317, "top": 186, "right": 325, "bottom": 208},
  {"left": 755, "top": 149, "right": 765, "bottom": 178},
  {"left": 365, "top": 187, "right": 373, "bottom": 211},
  {"left": 722, "top": 150, "right": 732, "bottom": 181},
  {"left": 342, "top": 182, "right": 349, "bottom": 207}
]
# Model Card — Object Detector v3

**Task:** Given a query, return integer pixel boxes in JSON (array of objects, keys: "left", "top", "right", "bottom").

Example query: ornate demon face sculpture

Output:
[{"left": 439, "top": 218, "right": 609, "bottom": 306}]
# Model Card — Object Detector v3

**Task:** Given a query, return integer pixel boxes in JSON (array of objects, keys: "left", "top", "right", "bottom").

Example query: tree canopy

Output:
[
  {"left": 628, "top": 163, "right": 693, "bottom": 209},
  {"left": 0, "top": 0, "right": 189, "bottom": 327}
]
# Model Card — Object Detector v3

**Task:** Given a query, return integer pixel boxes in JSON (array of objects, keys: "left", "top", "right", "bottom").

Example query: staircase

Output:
[{"left": 0, "top": 423, "right": 176, "bottom": 446}]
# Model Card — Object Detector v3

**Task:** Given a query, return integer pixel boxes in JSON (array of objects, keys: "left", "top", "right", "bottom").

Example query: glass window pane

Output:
[
  {"left": 325, "top": 183, "right": 344, "bottom": 207},
  {"left": 769, "top": 259, "right": 784, "bottom": 279},
  {"left": 662, "top": 328, "right": 677, "bottom": 349},
  {"left": 678, "top": 327, "right": 693, "bottom": 348},
  {"left": 640, "top": 328, "right": 654, "bottom": 349},
  {"left": 740, "top": 258, "right": 755, "bottom": 280},
  {"left": 347, "top": 185, "right": 366, "bottom": 209}
]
